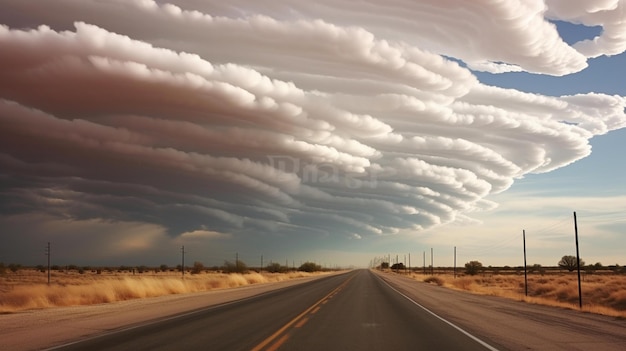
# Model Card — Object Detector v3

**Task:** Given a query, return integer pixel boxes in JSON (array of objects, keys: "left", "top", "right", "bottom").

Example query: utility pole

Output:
[
  {"left": 423, "top": 251, "right": 426, "bottom": 274},
  {"left": 181, "top": 246, "right": 185, "bottom": 277},
  {"left": 45, "top": 242, "right": 51, "bottom": 285},
  {"left": 523, "top": 230, "right": 528, "bottom": 296},
  {"left": 454, "top": 246, "right": 456, "bottom": 279},
  {"left": 261, "top": 254, "right": 264, "bottom": 271},
  {"left": 408, "top": 253, "right": 411, "bottom": 273},
  {"left": 430, "top": 248, "right": 434, "bottom": 275},
  {"left": 236, "top": 252, "right": 239, "bottom": 272},
  {"left": 574, "top": 211, "right": 582, "bottom": 309}
]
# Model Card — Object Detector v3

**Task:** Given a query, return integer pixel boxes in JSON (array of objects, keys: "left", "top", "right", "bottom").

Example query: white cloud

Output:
[
  {"left": 0, "top": 0, "right": 625, "bottom": 265},
  {"left": 546, "top": 0, "right": 626, "bottom": 58},
  {"left": 179, "top": 229, "right": 231, "bottom": 241}
]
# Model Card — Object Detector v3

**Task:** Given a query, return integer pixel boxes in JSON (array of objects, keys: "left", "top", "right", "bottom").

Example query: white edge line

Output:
[{"left": 377, "top": 275, "right": 500, "bottom": 351}]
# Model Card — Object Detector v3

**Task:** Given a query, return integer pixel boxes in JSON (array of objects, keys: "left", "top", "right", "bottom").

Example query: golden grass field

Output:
[
  {"left": 407, "top": 271, "right": 626, "bottom": 318},
  {"left": 0, "top": 269, "right": 326, "bottom": 313},
  {"left": 3, "top": 269, "right": 625, "bottom": 318}
]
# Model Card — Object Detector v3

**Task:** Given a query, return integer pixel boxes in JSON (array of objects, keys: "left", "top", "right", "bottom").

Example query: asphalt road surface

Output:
[{"left": 49, "top": 270, "right": 496, "bottom": 351}]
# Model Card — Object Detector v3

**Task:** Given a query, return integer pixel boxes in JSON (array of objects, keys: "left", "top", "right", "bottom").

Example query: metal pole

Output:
[
  {"left": 181, "top": 246, "right": 185, "bottom": 277},
  {"left": 574, "top": 212, "right": 582, "bottom": 309},
  {"left": 423, "top": 251, "right": 425, "bottom": 274},
  {"left": 523, "top": 230, "right": 528, "bottom": 296}
]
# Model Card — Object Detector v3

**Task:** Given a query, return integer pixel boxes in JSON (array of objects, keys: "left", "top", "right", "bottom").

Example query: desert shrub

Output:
[
  {"left": 607, "top": 290, "right": 626, "bottom": 310},
  {"left": 555, "top": 286, "right": 577, "bottom": 303},
  {"left": 558, "top": 255, "right": 584, "bottom": 272},
  {"left": 531, "top": 283, "right": 555, "bottom": 296},
  {"left": 136, "top": 266, "right": 149, "bottom": 274},
  {"left": 424, "top": 276, "right": 444, "bottom": 286},
  {"left": 222, "top": 260, "right": 248, "bottom": 274},
  {"left": 191, "top": 261, "right": 205, "bottom": 274},
  {"left": 298, "top": 262, "right": 322, "bottom": 272},
  {"left": 464, "top": 261, "right": 483, "bottom": 275},
  {"left": 451, "top": 277, "right": 473, "bottom": 290},
  {"left": 265, "top": 262, "right": 288, "bottom": 273},
  {"left": 530, "top": 264, "right": 546, "bottom": 275},
  {"left": 391, "top": 263, "right": 405, "bottom": 271}
]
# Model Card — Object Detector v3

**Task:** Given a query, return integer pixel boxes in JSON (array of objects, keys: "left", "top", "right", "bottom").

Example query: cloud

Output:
[
  {"left": 546, "top": 0, "right": 626, "bottom": 58},
  {"left": 179, "top": 229, "right": 231, "bottom": 241},
  {"left": 0, "top": 0, "right": 625, "bottom": 264}
]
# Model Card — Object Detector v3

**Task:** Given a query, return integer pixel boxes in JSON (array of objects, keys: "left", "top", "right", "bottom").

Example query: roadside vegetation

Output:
[
  {"left": 377, "top": 259, "right": 626, "bottom": 318},
  {"left": 0, "top": 261, "right": 332, "bottom": 313}
]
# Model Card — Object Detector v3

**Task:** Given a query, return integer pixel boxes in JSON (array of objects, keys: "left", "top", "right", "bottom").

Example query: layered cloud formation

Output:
[{"left": 1, "top": 0, "right": 625, "bottom": 262}]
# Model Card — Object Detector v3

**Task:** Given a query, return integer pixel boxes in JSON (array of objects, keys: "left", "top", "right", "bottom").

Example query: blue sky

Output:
[{"left": 0, "top": 1, "right": 625, "bottom": 269}]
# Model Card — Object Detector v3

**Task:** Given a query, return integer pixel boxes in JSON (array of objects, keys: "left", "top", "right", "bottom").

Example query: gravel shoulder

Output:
[
  {"left": 374, "top": 271, "right": 626, "bottom": 351},
  {"left": 0, "top": 274, "right": 332, "bottom": 351}
]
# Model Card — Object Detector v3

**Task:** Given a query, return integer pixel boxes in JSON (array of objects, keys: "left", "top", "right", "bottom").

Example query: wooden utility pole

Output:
[
  {"left": 523, "top": 230, "right": 528, "bottom": 296},
  {"left": 46, "top": 242, "right": 51, "bottom": 285},
  {"left": 423, "top": 251, "right": 426, "bottom": 274},
  {"left": 454, "top": 246, "right": 456, "bottom": 279},
  {"left": 574, "top": 211, "right": 582, "bottom": 309},
  {"left": 181, "top": 246, "right": 185, "bottom": 277}
]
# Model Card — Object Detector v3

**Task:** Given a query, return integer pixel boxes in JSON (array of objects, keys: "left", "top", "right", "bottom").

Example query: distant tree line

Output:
[{"left": 371, "top": 254, "right": 625, "bottom": 276}]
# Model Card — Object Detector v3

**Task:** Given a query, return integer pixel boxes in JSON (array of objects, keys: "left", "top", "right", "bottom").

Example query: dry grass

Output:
[
  {"left": 406, "top": 272, "right": 626, "bottom": 318},
  {"left": 0, "top": 270, "right": 326, "bottom": 313}
]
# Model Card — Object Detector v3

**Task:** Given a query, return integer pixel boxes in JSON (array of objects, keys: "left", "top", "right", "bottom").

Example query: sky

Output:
[{"left": 0, "top": 0, "right": 625, "bottom": 269}]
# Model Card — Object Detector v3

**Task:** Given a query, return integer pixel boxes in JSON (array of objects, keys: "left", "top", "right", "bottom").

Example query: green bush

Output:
[
  {"left": 222, "top": 260, "right": 248, "bottom": 273},
  {"left": 266, "top": 262, "right": 288, "bottom": 273},
  {"left": 465, "top": 260, "right": 483, "bottom": 275},
  {"left": 298, "top": 262, "right": 322, "bottom": 272}
]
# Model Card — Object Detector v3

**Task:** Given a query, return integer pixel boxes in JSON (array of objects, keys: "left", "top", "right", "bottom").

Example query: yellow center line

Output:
[
  {"left": 294, "top": 317, "right": 309, "bottom": 328},
  {"left": 250, "top": 275, "right": 354, "bottom": 351},
  {"left": 266, "top": 334, "right": 290, "bottom": 351}
]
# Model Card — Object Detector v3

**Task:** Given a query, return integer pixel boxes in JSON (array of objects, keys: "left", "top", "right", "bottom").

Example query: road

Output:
[
  {"left": 49, "top": 270, "right": 495, "bottom": 351},
  {"left": 44, "top": 269, "right": 626, "bottom": 351}
]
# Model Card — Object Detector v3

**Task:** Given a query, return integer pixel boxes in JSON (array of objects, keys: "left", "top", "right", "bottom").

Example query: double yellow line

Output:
[{"left": 251, "top": 275, "right": 353, "bottom": 351}]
